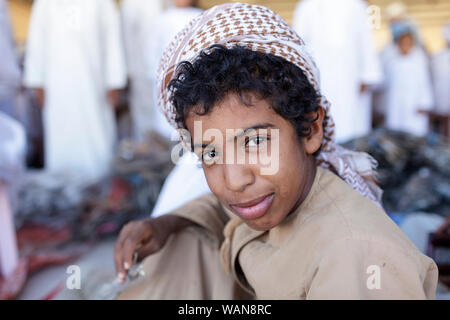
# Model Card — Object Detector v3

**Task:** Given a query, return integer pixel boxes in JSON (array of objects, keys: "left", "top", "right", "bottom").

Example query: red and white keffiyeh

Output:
[{"left": 157, "top": 2, "right": 383, "bottom": 205}]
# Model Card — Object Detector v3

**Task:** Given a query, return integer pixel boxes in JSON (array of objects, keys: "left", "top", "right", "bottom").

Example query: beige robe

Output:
[{"left": 117, "top": 168, "right": 438, "bottom": 300}]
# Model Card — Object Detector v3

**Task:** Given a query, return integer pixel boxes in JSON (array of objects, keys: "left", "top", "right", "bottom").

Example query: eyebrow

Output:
[{"left": 193, "top": 123, "right": 276, "bottom": 149}]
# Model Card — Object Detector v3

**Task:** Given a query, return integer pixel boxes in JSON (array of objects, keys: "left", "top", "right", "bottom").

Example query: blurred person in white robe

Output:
[
  {"left": 292, "top": 0, "right": 383, "bottom": 143},
  {"left": 431, "top": 23, "right": 450, "bottom": 114},
  {"left": 0, "top": 112, "right": 25, "bottom": 278},
  {"left": 0, "top": 0, "right": 21, "bottom": 119},
  {"left": 145, "top": 0, "right": 206, "bottom": 217},
  {"left": 23, "top": 0, "right": 127, "bottom": 182},
  {"left": 381, "top": 21, "right": 434, "bottom": 137},
  {"left": 151, "top": 152, "right": 210, "bottom": 218},
  {"left": 147, "top": 0, "right": 203, "bottom": 140},
  {"left": 121, "top": 0, "right": 166, "bottom": 142}
]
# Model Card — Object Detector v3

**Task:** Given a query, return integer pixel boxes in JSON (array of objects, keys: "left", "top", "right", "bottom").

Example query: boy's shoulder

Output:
[
  {"left": 297, "top": 168, "right": 425, "bottom": 259},
  {"left": 286, "top": 168, "right": 437, "bottom": 292}
]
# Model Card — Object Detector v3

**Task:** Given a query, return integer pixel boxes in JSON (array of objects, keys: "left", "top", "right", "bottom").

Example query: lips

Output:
[{"left": 230, "top": 193, "right": 275, "bottom": 220}]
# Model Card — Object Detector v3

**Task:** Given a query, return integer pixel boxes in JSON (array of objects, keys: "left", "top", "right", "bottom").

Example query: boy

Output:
[{"left": 114, "top": 3, "right": 437, "bottom": 299}]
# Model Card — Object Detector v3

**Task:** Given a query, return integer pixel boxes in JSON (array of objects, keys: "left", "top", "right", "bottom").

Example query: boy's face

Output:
[{"left": 185, "top": 93, "right": 323, "bottom": 231}]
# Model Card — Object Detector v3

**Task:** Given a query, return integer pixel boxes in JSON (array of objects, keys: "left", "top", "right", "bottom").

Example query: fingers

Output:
[
  {"left": 114, "top": 220, "right": 154, "bottom": 283},
  {"left": 114, "top": 223, "right": 134, "bottom": 282},
  {"left": 121, "top": 236, "right": 140, "bottom": 274}
]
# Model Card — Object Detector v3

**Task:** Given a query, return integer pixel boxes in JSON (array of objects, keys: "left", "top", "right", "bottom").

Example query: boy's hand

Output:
[{"left": 114, "top": 215, "right": 193, "bottom": 282}]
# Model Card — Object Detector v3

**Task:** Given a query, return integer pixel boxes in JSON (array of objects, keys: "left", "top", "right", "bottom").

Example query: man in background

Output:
[
  {"left": 0, "top": 0, "right": 20, "bottom": 119},
  {"left": 0, "top": 0, "right": 22, "bottom": 281},
  {"left": 431, "top": 23, "right": 450, "bottom": 115},
  {"left": 292, "top": 0, "right": 383, "bottom": 143},
  {"left": 146, "top": 0, "right": 203, "bottom": 140},
  {"left": 23, "top": 0, "right": 127, "bottom": 182},
  {"left": 121, "top": 0, "right": 165, "bottom": 142}
]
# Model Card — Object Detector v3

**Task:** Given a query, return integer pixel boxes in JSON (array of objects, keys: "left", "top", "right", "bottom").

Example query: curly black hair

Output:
[{"left": 168, "top": 45, "right": 320, "bottom": 140}]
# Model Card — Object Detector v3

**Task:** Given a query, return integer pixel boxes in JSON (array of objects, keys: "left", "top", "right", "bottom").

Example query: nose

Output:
[{"left": 222, "top": 163, "right": 255, "bottom": 193}]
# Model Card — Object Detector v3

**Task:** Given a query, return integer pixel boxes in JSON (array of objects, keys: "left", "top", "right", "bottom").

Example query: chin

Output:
[{"left": 244, "top": 217, "right": 277, "bottom": 232}]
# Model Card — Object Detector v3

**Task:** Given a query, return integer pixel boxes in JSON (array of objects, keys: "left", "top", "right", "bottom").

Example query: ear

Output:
[{"left": 304, "top": 107, "right": 324, "bottom": 155}]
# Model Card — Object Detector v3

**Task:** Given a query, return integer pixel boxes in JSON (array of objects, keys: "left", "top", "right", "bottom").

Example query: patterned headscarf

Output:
[{"left": 157, "top": 3, "right": 383, "bottom": 205}]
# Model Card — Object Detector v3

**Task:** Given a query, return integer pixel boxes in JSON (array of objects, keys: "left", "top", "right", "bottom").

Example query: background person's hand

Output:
[
  {"left": 435, "top": 217, "right": 450, "bottom": 236},
  {"left": 113, "top": 215, "right": 193, "bottom": 283},
  {"left": 359, "top": 83, "right": 369, "bottom": 94},
  {"left": 107, "top": 89, "right": 120, "bottom": 109},
  {"left": 34, "top": 88, "right": 45, "bottom": 108},
  {"left": 417, "top": 108, "right": 429, "bottom": 115}
]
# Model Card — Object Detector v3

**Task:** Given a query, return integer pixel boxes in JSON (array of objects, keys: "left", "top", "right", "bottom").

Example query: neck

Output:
[{"left": 288, "top": 157, "right": 317, "bottom": 217}]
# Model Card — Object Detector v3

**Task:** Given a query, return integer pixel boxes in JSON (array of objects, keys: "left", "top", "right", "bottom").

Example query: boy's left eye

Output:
[
  {"left": 246, "top": 136, "right": 267, "bottom": 147},
  {"left": 202, "top": 149, "right": 218, "bottom": 165}
]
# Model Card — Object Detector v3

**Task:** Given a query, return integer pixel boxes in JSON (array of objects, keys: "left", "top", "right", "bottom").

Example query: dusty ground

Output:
[{"left": 18, "top": 239, "right": 116, "bottom": 300}]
